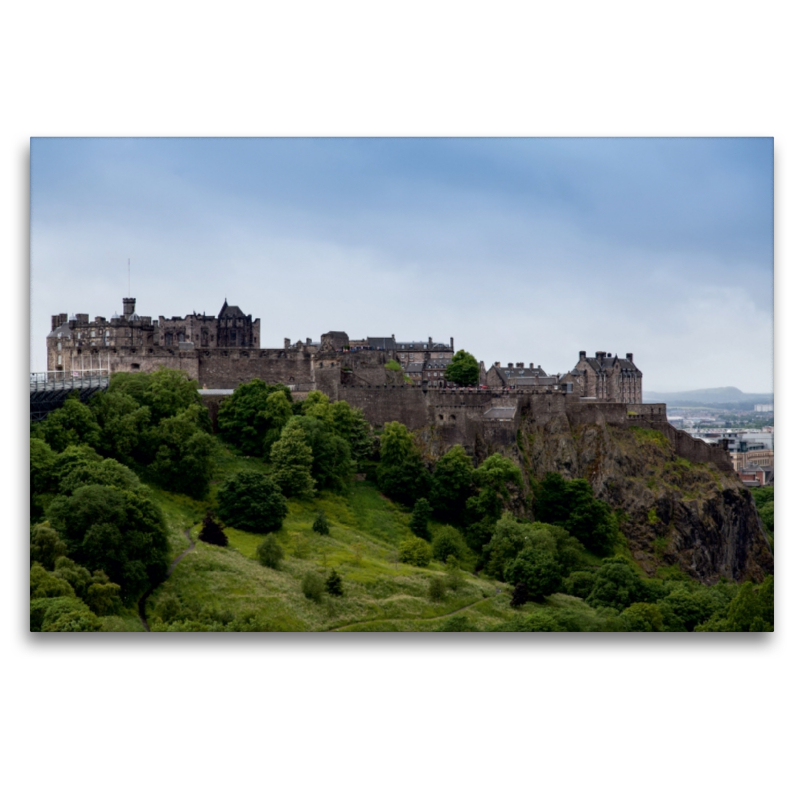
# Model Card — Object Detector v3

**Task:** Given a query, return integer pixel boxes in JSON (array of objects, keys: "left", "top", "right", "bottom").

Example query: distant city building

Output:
[{"left": 754, "top": 404, "right": 774, "bottom": 412}]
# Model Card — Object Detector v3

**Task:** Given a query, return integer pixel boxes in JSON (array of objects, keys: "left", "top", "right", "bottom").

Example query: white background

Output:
[{"left": 3, "top": 2, "right": 795, "bottom": 798}]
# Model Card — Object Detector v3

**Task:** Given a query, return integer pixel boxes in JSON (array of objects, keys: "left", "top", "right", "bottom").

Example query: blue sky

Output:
[{"left": 30, "top": 137, "right": 773, "bottom": 391}]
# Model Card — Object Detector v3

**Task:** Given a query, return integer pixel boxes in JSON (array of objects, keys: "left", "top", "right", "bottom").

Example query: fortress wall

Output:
[
  {"left": 337, "top": 385, "right": 431, "bottom": 430},
  {"left": 198, "top": 349, "right": 314, "bottom": 389}
]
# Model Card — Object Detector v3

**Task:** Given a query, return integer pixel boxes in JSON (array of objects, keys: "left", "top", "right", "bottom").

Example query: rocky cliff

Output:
[{"left": 511, "top": 413, "right": 773, "bottom": 583}]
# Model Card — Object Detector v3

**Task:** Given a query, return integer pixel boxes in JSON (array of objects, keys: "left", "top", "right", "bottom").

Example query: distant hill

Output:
[{"left": 643, "top": 387, "right": 774, "bottom": 406}]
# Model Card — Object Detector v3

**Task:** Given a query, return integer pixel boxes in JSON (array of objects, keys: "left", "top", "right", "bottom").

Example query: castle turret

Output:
[{"left": 122, "top": 298, "right": 136, "bottom": 318}]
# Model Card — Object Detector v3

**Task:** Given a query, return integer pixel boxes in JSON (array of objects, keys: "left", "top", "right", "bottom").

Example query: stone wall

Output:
[{"left": 197, "top": 348, "right": 314, "bottom": 389}]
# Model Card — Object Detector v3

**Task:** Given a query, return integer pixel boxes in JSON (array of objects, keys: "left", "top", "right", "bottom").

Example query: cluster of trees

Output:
[
  {"left": 752, "top": 486, "right": 774, "bottom": 549},
  {"left": 32, "top": 369, "right": 216, "bottom": 500}
]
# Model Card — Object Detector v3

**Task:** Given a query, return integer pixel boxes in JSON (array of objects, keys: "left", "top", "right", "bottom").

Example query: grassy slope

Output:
[{"left": 144, "top": 447, "right": 517, "bottom": 631}]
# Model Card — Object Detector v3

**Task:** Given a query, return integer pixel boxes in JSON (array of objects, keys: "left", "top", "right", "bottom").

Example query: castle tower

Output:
[{"left": 122, "top": 298, "right": 136, "bottom": 318}]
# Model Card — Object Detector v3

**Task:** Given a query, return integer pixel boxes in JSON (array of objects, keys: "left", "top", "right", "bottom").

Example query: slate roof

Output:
[
  {"left": 218, "top": 300, "right": 247, "bottom": 319},
  {"left": 396, "top": 341, "right": 451, "bottom": 350},
  {"left": 367, "top": 336, "right": 396, "bottom": 349},
  {"left": 582, "top": 355, "right": 641, "bottom": 376}
]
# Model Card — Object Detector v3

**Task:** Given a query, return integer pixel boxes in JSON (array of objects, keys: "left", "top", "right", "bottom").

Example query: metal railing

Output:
[{"left": 30, "top": 369, "right": 110, "bottom": 392}]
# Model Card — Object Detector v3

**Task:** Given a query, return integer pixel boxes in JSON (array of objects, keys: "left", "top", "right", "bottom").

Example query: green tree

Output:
[
  {"left": 40, "top": 396, "right": 102, "bottom": 452},
  {"left": 301, "top": 571, "right": 325, "bottom": 602},
  {"left": 620, "top": 602, "right": 664, "bottom": 632},
  {"left": 198, "top": 513, "right": 228, "bottom": 547},
  {"left": 444, "top": 555, "right": 466, "bottom": 591},
  {"left": 466, "top": 454, "right": 523, "bottom": 530},
  {"left": 398, "top": 536, "right": 432, "bottom": 567},
  {"left": 504, "top": 546, "right": 562, "bottom": 600},
  {"left": 216, "top": 471, "right": 288, "bottom": 533},
  {"left": 586, "top": 557, "right": 646, "bottom": 611},
  {"left": 149, "top": 405, "right": 216, "bottom": 498},
  {"left": 325, "top": 569, "right": 344, "bottom": 596},
  {"left": 430, "top": 445, "right": 474, "bottom": 523},
  {"left": 312, "top": 511, "right": 330, "bottom": 536},
  {"left": 30, "top": 564, "right": 75, "bottom": 599},
  {"left": 47, "top": 484, "right": 170, "bottom": 603},
  {"left": 410, "top": 498, "right": 433, "bottom": 540},
  {"left": 89, "top": 390, "right": 152, "bottom": 462},
  {"left": 30, "top": 438, "right": 57, "bottom": 518},
  {"left": 30, "top": 522, "right": 68, "bottom": 571},
  {"left": 217, "top": 379, "right": 292, "bottom": 456},
  {"left": 431, "top": 525, "right": 468, "bottom": 563},
  {"left": 444, "top": 350, "right": 480, "bottom": 386},
  {"left": 270, "top": 423, "right": 316, "bottom": 497},
  {"left": 377, "top": 422, "right": 431, "bottom": 506},
  {"left": 286, "top": 416, "right": 352, "bottom": 493},
  {"left": 31, "top": 596, "right": 101, "bottom": 632},
  {"left": 256, "top": 534, "right": 285, "bottom": 569},
  {"left": 57, "top": 456, "right": 142, "bottom": 496}
]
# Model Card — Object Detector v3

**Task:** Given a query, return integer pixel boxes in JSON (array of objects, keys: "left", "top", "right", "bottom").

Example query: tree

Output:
[
  {"left": 256, "top": 534, "right": 284, "bottom": 569},
  {"left": 217, "top": 471, "right": 288, "bottom": 533},
  {"left": 377, "top": 422, "right": 431, "bottom": 506},
  {"left": 40, "top": 396, "right": 102, "bottom": 452},
  {"left": 270, "top": 423, "right": 316, "bottom": 497},
  {"left": 620, "top": 603, "right": 664, "bottom": 632},
  {"left": 301, "top": 571, "right": 325, "bottom": 602},
  {"left": 57, "top": 456, "right": 141, "bottom": 496},
  {"left": 30, "top": 564, "right": 75, "bottom": 599},
  {"left": 199, "top": 513, "right": 229, "bottom": 547},
  {"left": 410, "top": 498, "right": 433, "bottom": 540},
  {"left": 149, "top": 405, "right": 216, "bottom": 498},
  {"left": 444, "top": 350, "right": 480, "bottom": 386},
  {"left": 286, "top": 416, "right": 352, "bottom": 493},
  {"left": 89, "top": 390, "right": 152, "bottom": 463},
  {"left": 217, "top": 379, "right": 292, "bottom": 456},
  {"left": 325, "top": 569, "right": 344, "bottom": 596},
  {"left": 430, "top": 445, "right": 474, "bottom": 523},
  {"left": 503, "top": 546, "right": 562, "bottom": 600},
  {"left": 398, "top": 536, "right": 432, "bottom": 567},
  {"left": 31, "top": 596, "right": 101, "bottom": 632},
  {"left": 30, "top": 522, "right": 68, "bottom": 571},
  {"left": 46, "top": 484, "right": 170, "bottom": 603},
  {"left": 30, "top": 438, "right": 57, "bottom": 518},
  {"left": 444, "top": 555, "right": 465, "bottom": 591},
  {"left": 432, "top": 525, "right": 468, "bottom": 563},
  {"left": 466, "top": 454, "right": 524, "bottom": 528},
  {"left": 586, "top": 557, "right": 646, "bottom": 611},
  {"left": 312, "top": 511, "right": 330, "bottom": 536}
]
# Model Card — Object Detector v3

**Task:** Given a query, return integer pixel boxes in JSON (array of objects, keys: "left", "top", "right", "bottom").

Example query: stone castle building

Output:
[{"left": 44, "top": 296, "right": 734, "bottom": 474}]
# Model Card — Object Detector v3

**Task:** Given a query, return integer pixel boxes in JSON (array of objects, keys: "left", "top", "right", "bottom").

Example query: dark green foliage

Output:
[
  {"left": 39, "top": 396, "right": 102, "bottom": 452},
  {"left": 345, "top": 407, "right": 375, "bottom": 467},
  {"left": 376, "top": 422, "right": 431, "bottom": 505},
  {"left": 109, "top": 368, "right": 209, "bottom": 428},
  {"left": 496, "top": 608, "right": 562, "bottom": 632},
  {"left": 410, "top": 498, "right": 432, "bottom": 539},
  {"left": 717, "top": 578, "right": 774, "bottom": 632},
  {"left": 620, "top": 602, "right": 664, "bottom": 632},
  {"left": 563, "top": 570, "right": 596, "bottom": 599},
  {"left": 288, "top": 416, "right": 352, "bottom": 493},
  {"left": 30, "top": 438, "right": 58, "bottom": 513},
  {"left": 270, "top": 422, "right": 316, "bottom": 497},
  {"left": 256, "top": 534, "right": 284, "bottom": 569},
  {"left": 149, "top": 405, "right": 216, "bottom": 498},
  {"left": 199, "top": 513, "right": 228, "bottom": 547},
  {"left": 217, "top": 471, "right": 288, "bottom": 533},
  {"left": 46, "top": 483, "right": 170, "bottom": 603},
  {"left": 398, "top": 536, "right": 432, "bottom": 567},
  {"left": 325, "top": 569, "right": 344, "bottom": 596},
  {"left": 658, "top": 586, "right": 716, "bottom": 631},
  {"left": 89, "top": 390, "right": 152, "bottom": 462},
  {"left": 57, "top": 456, "right": 141, "bottom": 495},
  {"left": 50, "top": 445, "right": 102, "bottom": 486},
  {"left": 466, "top": 454, "right": 524, "bottom": 533},
  {"left": 30, "top": 564, "right": 75, "bottom": 599},
  {"left": 312, "top": 511, "right": 330, "bottom": 536},
  {"left": 31, "top": 596, "right": 101, "bottom": 632},
  {"left": 751, "top": 486, "right": 774, "bottom": 541},
  {"left": 30, "top": 522, "right": 68, "bottom": 571},
  {"left": 586, "top": 557, "right": 646, "bottom": 611},
  {"left": 301, "top": 571, "right": 325, "bottom": 602},
  {"left": 444, "top": 349, "right": 480, "bottom": 386},
  {"left": 53, "top": 556, "right": 93, "bottom": 598},
  {"left": 503, "top": 546, "right": 562, "bottom": 600},
  {"left": 431, "top": 525, "right": 468, "bottom": 563},
  {"left": 85, "top": 580, "right": 122, "bottom": 616},
  {"left": 430, "top": 445, "right": 474, "bottom": 522},
  {"left": 217, "top": 379, "right": 293, "bottom": 456},
  {"left": 510, "top": 582, "right": 530, "bottom": 607},
  {"left": 534, "top": 473, "right": 617, "bottom": 555},
  {"left": 428, "top": 575, "right": 446, "bottom": 602}
]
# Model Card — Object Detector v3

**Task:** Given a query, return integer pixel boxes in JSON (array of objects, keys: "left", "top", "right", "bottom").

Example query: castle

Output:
[{"left": 46, "top": 297, "right": 728, "bottom": 470}]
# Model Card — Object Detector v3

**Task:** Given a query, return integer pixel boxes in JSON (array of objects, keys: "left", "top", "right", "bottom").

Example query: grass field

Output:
[{"left": 144, "top": 479, "right": 520, "bottom": 632}]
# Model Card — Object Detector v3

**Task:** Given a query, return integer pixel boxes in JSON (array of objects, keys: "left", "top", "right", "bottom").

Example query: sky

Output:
[{"left": 30, "top": 137, "right": 774, "bottom": 392}]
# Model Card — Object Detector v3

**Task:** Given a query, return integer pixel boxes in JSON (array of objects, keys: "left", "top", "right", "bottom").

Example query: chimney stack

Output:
[
  {"left": 579, "top": 350, "right": 586, "bottom": 358},
  {"left": 284, "top": 338, "right": 290, "bottom": 349},
  {"left": 627, "top": 352, "right": 633, "bottom": 361},
  {"left": 450, "top": 337, "right": 454, "bottom": 349}
]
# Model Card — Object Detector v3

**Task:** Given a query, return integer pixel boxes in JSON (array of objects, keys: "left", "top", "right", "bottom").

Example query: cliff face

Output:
[{"left": 513, "top": 413, "right": 773, "bottom": 583}]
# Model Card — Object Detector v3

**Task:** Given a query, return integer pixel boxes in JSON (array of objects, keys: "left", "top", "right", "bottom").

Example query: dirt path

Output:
[
  {"left": 137, "top": 528, "right": 195, "bottom": 632},
  {"left": 325, "top": 588, "right": 503, "bottom": 632}
]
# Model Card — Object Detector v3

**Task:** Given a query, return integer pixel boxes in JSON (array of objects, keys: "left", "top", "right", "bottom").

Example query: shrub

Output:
[
  {"left": 444, "top": 555, "right": 465, "bottom": 591},
  {"left": 398, "top": 536, "right": 432, "bottom": 567},
  {"left": 325, "top": 569, "right": 344, "bottom": 596},
  {"left": 620, "top": 602, "right": 664, "bottom": 632},
  {"left": 432, "top": 525, "right": 467, "bottom": 563},
  {"left": 312, "top": 511, "right": 330, "bottom": 536},
  {"left": 199, "top": 513, "right": 229, "bottom": 547},
  {"left": 428, "top": 575, "right": 446, "bottom": 602},
  {"left": 563, "top": 570, "right": 596, "bottom": 599},
  {"left": 410, "top": 498, "right": 432, "bottom": 540},
  {"left": 217, "top": 471, "right": 288, "bottom": 532},
  {"left": 438, "top": 615, "right": 479, "bottom": 632},
  {"left": 301, "top": 571, "right": 325, "bottom": 602},
  {"left": 504, "top": 547, "right": 562, "bottom": 600},
  {"left": 256, "top": 534, "right": 284, "bottom": 569},
  {"left": 31, "top": 596, "right": 101, "bottom": 632},
  {"left": 30, "top": 522, "right": 68, "bottom": 571}
]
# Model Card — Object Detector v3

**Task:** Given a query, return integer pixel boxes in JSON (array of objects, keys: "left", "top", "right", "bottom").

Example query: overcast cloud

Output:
[{"left": 30, "top": 137, "right": 773, "bottom": 392}]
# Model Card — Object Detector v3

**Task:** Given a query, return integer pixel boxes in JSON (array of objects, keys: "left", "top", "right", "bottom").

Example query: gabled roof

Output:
[
  {"left": 218, "top": 300, "right": 247, "bottom": 319},
  {"left": 367, "top": 336, "right": 396, "bottom": 348}
]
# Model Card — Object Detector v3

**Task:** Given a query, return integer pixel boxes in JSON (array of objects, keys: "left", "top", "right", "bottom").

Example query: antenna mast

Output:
[{"left": 128, "top": 258, "right": 131, "bottom": 296}]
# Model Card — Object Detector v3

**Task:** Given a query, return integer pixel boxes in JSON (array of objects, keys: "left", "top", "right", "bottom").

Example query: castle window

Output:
[{"left": 131, "top": 363, "right": 140, "bottom": 370}]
